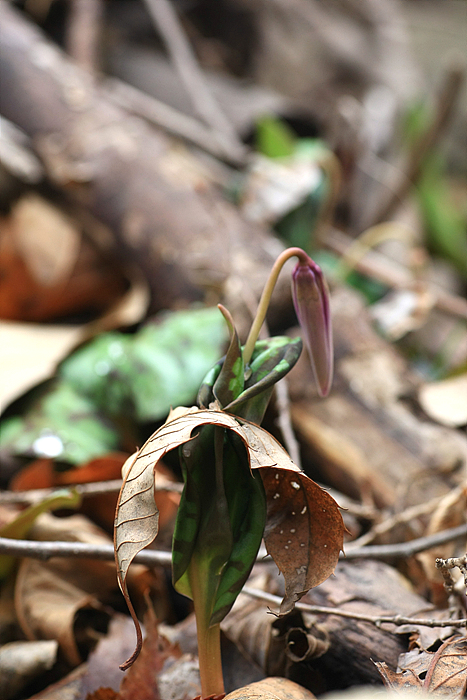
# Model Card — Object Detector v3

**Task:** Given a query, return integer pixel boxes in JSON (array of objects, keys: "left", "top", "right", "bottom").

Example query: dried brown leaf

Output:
[
  {"left": 118, "top": 605, "right": 180, "bottom": 700},
  {"left": 115, "top": 408, "right": 343, "bottom": 665},
  {"left": 377, "top": 636, "right": 467, "bottom": 698}
]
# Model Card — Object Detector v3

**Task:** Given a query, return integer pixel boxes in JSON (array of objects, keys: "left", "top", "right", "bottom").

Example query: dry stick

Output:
[
  {"left": 105, "top": 77, "right": 242, "bottom": 164},
  {"left": 344, "top": 523, "right": 467, "bottom": 559},
  {"left": 349, "top": 494, "right": 456, "bottom": 549},
  {"left": 326, "top": 227, "right": 467, "bottom": 320},
  {"left": 369, "top": 64, "right": 465, "bottom": 226},
  {"left": 143, "top": 0, "right": 246, "bottom": 163},
  {"left": 66, "top": 0, "right": 104, "bottom": 73},
  {"left": 1, "top": 523, "right": 465, "bottom": 566},
  {"left": 242, "top": 586, "right": 467, "bottom": 630},
  {"left": 0, "top": 480, "right": 183, "bottom": 505},
  {"left": 275, "top": 379, "right": 302, "bottom": 469},
  {"left": 3, "top": 533, "right": 463, "bottom": 630}
]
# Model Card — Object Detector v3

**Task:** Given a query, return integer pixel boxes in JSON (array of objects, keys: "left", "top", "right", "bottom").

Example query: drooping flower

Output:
[{"left": 292, "top": 254, "right": 333, "bottom": 397}]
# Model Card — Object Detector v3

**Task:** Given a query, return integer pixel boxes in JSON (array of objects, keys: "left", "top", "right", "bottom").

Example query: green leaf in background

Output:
[
  {"left": 402, "top": 100, "right": 467, "bottom": 277},
  {"left": 274, "top": 173, "right": 328, "bottom": 251},
  {"left": 417, "top": 156, "right": 467, "bottom": 277},
  {"left": 60, "top": 306, "right": 228, "bottom": 422},
  {"left": 0, "top": 382, "right": 119, "bottom": 465},
  {"left": 0, "top": 489, "right": 81, "bottom": 579},
  {"left": 256, "top": 115, "right": 297, "bottom": 159},
  {"left": 0, "top": 307, "right": 228, "bottom": 466}
]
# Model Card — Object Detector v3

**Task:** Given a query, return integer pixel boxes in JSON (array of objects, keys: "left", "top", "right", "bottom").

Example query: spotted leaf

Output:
[{"left": 114, "top": 408, "right": 344, "bottom": 668}]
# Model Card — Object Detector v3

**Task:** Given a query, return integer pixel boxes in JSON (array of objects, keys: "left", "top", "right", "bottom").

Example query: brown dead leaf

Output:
[
  {"left": 14, "top": 556, "right": 109, "bottom": 666},
  {"left": 0, "top": 198, "right": 128, "bottom": 323},
  {"left": 222, "top": 578, "right": 329, "bottom": 679},
  {"left": 118, "top": 605, "right": 181, "bottom": 700},
  {"left": 83, "top": 615, "right": 140, "bottom": 697},
  {"left": 86, "top": 689, "right": 119, "bottom": 700},
  {"left": 376, "top": 636, "right": 467, "bottom": 698},
  {"left": 114, "top": 408, "right": 343, "bottom": 646},
  {"left": 13, "top": 513, "right": 138, "bottom": 666},
  {"left": 224, "top": 677, "right": 317, "bottom": 699}
]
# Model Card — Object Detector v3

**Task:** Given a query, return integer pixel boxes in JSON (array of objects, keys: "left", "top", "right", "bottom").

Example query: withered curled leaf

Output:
[{"left": 114, "top": 408, "right": 344, "bottom": 667}]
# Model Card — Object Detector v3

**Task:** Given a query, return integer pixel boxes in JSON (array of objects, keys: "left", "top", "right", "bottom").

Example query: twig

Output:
[
  {"left": 142, "top": 0, "right": 246, "bottom": 162},
  {"left": 350, "top": 494, "right": 453, "bottom": 549},
  {"left": 370, "top": 64, "right": 465, "bottom": 226},
  {"left": 274, "top": 378, "right": 302, "bottom": 469},
  {"left": 66, "top": 0, "right": 104, "bottom": 73},
  {"left": 0, "top": 524, "right": 465, "bottom": 567},
  {"left": 326, "top": 227, "right": 467, "bottom": 320},
  {"left": 242, "top": 586, "right": 467, "bottom": 630},
  {"left": 345, "top": 523, "right": 467, "bottom": 559},
  {"left": 0, "top": 479, "right": 183, "bottom": 505},
  {"left": 104, "top": 77, "right": 244, "bottom": 165},
  {"left": 0, "top": 536, "right": 172, "bottom": 565}
]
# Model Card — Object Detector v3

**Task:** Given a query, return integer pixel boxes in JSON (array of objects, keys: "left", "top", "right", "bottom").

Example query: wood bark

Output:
[{"left": 0, "top": 2, "right": 285, "bottom": 319}]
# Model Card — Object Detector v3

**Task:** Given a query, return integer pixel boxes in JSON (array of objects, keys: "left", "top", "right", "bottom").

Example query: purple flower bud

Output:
[{"left": 292, "top": 255, "right": 333, "bottom": 397}]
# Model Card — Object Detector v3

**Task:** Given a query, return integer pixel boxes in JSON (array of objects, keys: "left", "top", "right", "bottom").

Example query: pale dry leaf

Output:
[
  {"left": 0, "top": 320, "right": 84, "bottom": 408},
  {"left": 224, "top": 676, "right": 317, "bottom": 699},
  {"left": 0, "top": 640, "right": 58, "bottom": 700},
  {"left": 11, "top": 194, "right": 80, "bottom": 287},
  {"left": 418, "top": 374, "right": 467, "bottom": 428}
]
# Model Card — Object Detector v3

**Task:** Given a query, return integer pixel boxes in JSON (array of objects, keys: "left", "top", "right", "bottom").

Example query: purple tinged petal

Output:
[{"left": 292, "top": 256, "right": 333, "bottom": 397}]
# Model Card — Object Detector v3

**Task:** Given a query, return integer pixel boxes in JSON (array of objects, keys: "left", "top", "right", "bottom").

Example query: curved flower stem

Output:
[{"left": 243, "top": 247, "right": 308, "bottom": 367}]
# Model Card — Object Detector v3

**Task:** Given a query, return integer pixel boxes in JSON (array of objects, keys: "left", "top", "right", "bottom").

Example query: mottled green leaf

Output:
[
  {"left": 212, "top": 306, "right": 244, "bottom": 408},
  {"left": 226, "top": 336, "right": 302, "bottom": 423},
  {"left": 0, "top": 382, "right": 119, "bottom": 465},
  {"left": 60, "top": 306, "right": 228, "bottom": 422}
]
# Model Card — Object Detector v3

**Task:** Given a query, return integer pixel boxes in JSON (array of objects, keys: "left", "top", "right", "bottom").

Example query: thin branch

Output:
[
  {"left": 274, "top": 378, "right": 302, "bottom": 469},
  {"left": 0, "top": 479, "right": 183, "bottom": 505},
  {"left": 66, "top": 0, "right": 104, "bottom": 73},
  {"left": 0, "top": 524, "right": 465, "bottom": 567},
  {"left": 0, "top": 536, "right": 172, "bottom": 565},
  {"left": 104, "top": 77, "right": 245, "bottom": 165},
  {"left": 242, "top": 586, "right": 467, "bottom": 630},
  {"left": 344, "top": 523, "right": 467, "bottom": 559},
  {"left": 142, "top": 0, "right": 246, "bottom": 162},
  {"left": 369, "top": 64, "right": 465, "bottom": 226},
  {"left": 326, "top": 227, "right": 467, "bottom": 320},
  {"left": 349, "top": 494, "right": 453, "bottom": 549}
]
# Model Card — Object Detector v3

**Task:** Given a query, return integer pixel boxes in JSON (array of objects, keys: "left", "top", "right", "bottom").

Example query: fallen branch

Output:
[
  {"left": 0, "top": 479, "right": 183, "bottom": 505},
  {"left": 344, "top": 523, "right": 467, "bottom": 559},
  {"left": 143, "top": 0, "right": 246, "bottom": 162},
  {"left": 104, "top": 77, "right": 243, "bottom": 164},
  {"left": 242, "top": 586, "right": 467, "bottom": 630},
  {"left": 327, "top": 227, "right": 467, "bottom": 320},
  {"left": 369, "top": 64, "right": 465, "bottom": 227},
  {"left": 0, "top": 523, "right": 465, "bottom": 566}
]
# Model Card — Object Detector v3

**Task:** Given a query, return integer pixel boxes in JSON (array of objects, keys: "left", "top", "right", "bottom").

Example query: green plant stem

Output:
[
  {"left": 189, "top": 555, "right": 225, "bottom": 696},
  {"left": 243, "top": 247, "right": 307, "bottom": 366}
]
